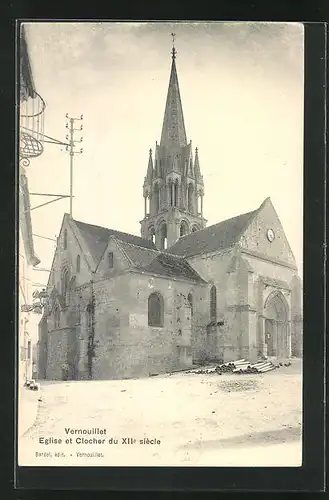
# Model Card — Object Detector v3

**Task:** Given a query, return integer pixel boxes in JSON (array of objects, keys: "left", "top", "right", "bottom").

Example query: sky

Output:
[{"left": 23, "top": 21, "right": 304, "bottom": 289}]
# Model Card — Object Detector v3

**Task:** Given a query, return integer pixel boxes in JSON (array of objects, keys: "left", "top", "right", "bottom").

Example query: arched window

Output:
[
  {"left": 148, "top": 292, "right": 164, "bottom": 327},
  {"left": 62, "top": 268, "right": 69, "bottom": 297},
  {"left": 76, "top": 254, "right": 80, "bottom": 273},
  {"left": 180, "top": 220, "right": 189, "bottom": 237},
  {"left": 154, "top": 184, "right": 160, "bottom": 213},
  {"left": 160, "top": 223, "right": 167, "bottom": 250},
  {"left": 174, "top": 180, "right": 179, "bottom": 207},
  {"left": 108, "top": 252, "right": 114, "bottom": 269},
  {"left": 76, "top": 303, "right": 81, "bottom": 325},
  {"left": 149, "top": 227, "right": 155, "bottom": 244},
  {"left": 54, "top": 306, "right": 60, "bottom": 328},
  {"left": 63, "top": 229, "right": 68, "bottom": 250},
  {"left": 191, "top": 225, "right": 198, "bottom": 232},
  {"left": 210, "top": 285, "right": 217, "bottom": 321},
  {"left": 187, "top": 293, "right": 193, "bottom": 317},
  {"left": 27, "top": 341, "right": 31, "bottom": 359},
  {"left": 188, "top": 184, "right": 194, "bottom": 212},
  {"left": 190, "top": 158, "right": 194, "bottom": 175}
]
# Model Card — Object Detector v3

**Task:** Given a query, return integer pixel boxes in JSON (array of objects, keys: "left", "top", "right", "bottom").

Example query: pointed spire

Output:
[
  {"left": 146, "top": 148, "right": 153, "bottom": 184},
  {"left": 194, "top": 147, "right": 203, "bottom": 182},
  {"left": 160, "top": 35, "right": 187, "bottom": 148}
]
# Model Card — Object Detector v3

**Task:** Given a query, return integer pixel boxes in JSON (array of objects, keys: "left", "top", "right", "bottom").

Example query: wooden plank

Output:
[{"left": 258, "top": 365, "right": 276, "bottom": 372}]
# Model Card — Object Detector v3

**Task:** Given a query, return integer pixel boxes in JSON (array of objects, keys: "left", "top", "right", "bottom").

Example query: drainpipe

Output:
[{"left": 87, "top": 275, "right": 96, "bottom": 379}]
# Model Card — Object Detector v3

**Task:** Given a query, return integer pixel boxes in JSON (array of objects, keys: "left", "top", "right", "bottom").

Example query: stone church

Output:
[{"left": 38, "top": 45, "right": 303, "bottom": 381}]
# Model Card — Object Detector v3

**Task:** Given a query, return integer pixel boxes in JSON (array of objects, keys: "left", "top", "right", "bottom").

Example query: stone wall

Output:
[
  {"left": 188, "top": 244, "right": 302, "bottom": 362},
  {"left": 73, "top": 271, "right": 207, "bottom": 379},
  {"left": 290, "top": 275, "right": 303, "bottom": 356},
  {"left": 37, "top": 316, "right": 48, "bottom": 379},
  {"left": 187, "top": 248, "right": 249, "bottom": 362},
  {"left": 46, "top": 327, "right": 69, "bottom": 380},
  {"left": 47, "top": 216, "right": 94, "bottom": 295},
  {"left": 242, "top": 198, "right": 297, "bottom": 268}
]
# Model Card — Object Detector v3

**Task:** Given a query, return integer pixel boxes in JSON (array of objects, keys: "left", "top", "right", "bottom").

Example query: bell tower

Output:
[{"left": 140, "top": 35, "right": 206, "bottom": 250}]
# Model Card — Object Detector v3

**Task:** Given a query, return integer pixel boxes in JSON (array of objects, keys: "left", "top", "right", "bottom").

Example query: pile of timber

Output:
[
  {"left": 187, "top": 358, "right": 278, "bottom": 375},
  {"left": 186, "top": 366, "right": 218, "bottom": 375},
  {"left": 218, "top": 358, "right": 277, "bottom": 374},
  {"left": 217, "top": 362, "right": 235, "bottom": 373}
]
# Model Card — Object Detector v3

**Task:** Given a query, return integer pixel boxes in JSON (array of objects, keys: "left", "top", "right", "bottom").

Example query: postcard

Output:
[{"left": 18, "top": 21, "right": 304, "bottom": 468}]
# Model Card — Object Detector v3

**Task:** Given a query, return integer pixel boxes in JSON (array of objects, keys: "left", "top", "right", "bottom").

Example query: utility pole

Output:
[
  {"left": 65, "top": 113, "right": 84, "bottom": 218},
  {"left": 22, "top": 113, "right": 84, "bottom": 215}
]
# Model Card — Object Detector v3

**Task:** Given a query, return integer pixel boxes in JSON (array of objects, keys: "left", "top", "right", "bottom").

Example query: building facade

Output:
[
  {"left": 19, "top": 25, "right": 45, "bottom": 385},
  {"left": 38, "top": 45, "right": 303, "bottom": 381}
]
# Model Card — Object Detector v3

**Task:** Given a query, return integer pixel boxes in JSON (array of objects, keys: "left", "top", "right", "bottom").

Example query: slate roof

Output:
[
  {"left": 118, "top": 240, "right": 205, "bottom": 283},
  {"left": 117, "top": 240, "right": 159, "bottom": 268},
  {"left": 73, "top": 219, "right": 156, "bottom": 264},
  {"left": 143, "top": 252, "right": 205, "bottom": 282},
  {"left": 74, "top": 218, "right": 204, "bottom": 282},
  {"left": 168, "top": 208, "right": 259, "bottom": 258}
]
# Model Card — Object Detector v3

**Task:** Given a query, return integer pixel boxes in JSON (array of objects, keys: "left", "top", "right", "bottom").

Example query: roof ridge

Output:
[
  {"left": 142, "top": 256, "right": 205, "bottom": 283},
  {"left": 167, "top": 204, "right": 263, "bottom": 258},
  {"left": 73, "top": 218, "right": 152, "bottom": 243},
  {"left": 113, "top": 237, "right": 135, "bottom": 266},
  {"left": 118, "top": 239, "right": 160, "bottom": 254}
]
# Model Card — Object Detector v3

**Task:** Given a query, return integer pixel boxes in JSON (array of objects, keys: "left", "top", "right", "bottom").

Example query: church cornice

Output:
[
  {"left": 240, "top": 247, "right": 298, "bottom": 271},
  {"left": 259, "top": 275, "right": 291, "bottom": 291}
]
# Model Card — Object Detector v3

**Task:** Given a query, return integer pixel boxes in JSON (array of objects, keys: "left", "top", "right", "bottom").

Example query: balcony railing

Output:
[{"left": 20, "top": 91, "right": 46, "bottom": 162}]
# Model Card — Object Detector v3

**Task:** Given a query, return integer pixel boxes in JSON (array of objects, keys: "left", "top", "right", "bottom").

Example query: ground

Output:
[
  {"left": 19, "top": 385, "right": 40, "bottom": 437},
  {"left": 19, "top": 359, "right": 302, "bottom": 467}
]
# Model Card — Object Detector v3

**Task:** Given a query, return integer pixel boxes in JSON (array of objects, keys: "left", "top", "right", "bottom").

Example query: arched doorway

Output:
[{"left": 264, "top": 292, "right": 289, "bottom": 358}]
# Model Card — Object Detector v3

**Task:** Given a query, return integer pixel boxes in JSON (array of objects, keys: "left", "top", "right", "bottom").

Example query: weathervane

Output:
[{"left": 171, "top": 32, "right": 176, "bottom": 59}]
